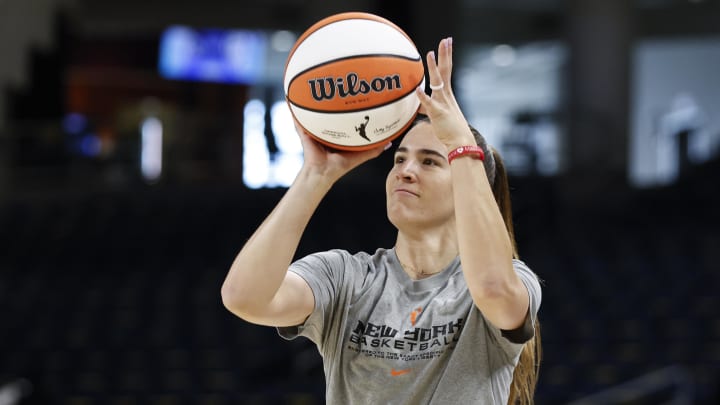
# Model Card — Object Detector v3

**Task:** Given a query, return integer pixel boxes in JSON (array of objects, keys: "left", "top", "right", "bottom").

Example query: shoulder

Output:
[
  {"left": 308, "top": 247, "right": 392, "bottom": 262},
  {"left": 512, "top": 259, "right": 542, "bottom": 293},
  {"left": 291, "top": 248, "right": 392, "bottom": 273},
  {"left": 511, "top": 258, "right": 542, "bottom": 317},
  {"left": 291, "top": 249, "right": 354, "bottom": 267},
  {"left": 293, "top": 248, "right": 378, "bottom": 263}
]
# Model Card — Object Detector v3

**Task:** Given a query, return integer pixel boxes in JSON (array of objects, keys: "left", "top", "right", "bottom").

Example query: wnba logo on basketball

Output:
[{"left": 307, "top": 73, "right": 402, "bottom": 101}]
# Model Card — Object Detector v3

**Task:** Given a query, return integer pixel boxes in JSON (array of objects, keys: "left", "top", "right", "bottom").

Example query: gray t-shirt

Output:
[{"left": 278, "top": 248, "right": 541, "bottom": 404}]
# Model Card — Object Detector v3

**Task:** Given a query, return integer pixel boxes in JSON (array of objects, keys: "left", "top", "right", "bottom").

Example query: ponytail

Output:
[
  {"left": 490, "top": 148, "right": 518, "bottom": 259},
  {"left": 490, "top": 148, "right": 542, "bottom": 405}
]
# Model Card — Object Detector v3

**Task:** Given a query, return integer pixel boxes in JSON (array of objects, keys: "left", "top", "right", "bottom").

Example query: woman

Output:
[{"left": 222, "top": 37, "right": 541, "bottom": 404}]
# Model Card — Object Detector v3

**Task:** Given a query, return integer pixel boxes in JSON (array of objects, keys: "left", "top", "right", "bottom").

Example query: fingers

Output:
[
  {"left": 415, "top": 84, "right": 432, "bottom": 107},
  {"left": 425, "top": 37, "right": 453, "bottom": 94},
  {"left": 293, "top": 117, "right": 304, "bottom": 134},
  {"left": 295, "top": 126, "right": 315, "bottom": 149},
  {"left": 416, "top": 37, "right": 455, "bottom": 114},
  {"left": 439, "top": 37, "right": 453, "bottom": 85},
  {"left": 417, "top": 104, "right": 428, "bottom": 116},
  {"left": 294, "top": 119, "right": 313, "bottom": 143},
  {"left": 426, "top": 51, "right": 443, "bottom": 92}
]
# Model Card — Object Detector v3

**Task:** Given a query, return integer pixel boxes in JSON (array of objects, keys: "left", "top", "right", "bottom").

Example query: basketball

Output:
[{"left": 284, "top": 12, "right": 425, "bottom": 151}]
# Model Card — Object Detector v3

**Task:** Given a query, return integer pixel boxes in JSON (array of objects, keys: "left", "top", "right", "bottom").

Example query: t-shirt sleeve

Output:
[
  {"left": 485, "top": 259, "right": 542, "bottom": 352},
  {"left": 276, "top": 250, "right": 349, "bottom": 345}
]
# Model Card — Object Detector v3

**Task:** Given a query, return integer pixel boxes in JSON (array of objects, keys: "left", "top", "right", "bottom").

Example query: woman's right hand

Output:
[{"left": 295, "top": 121, "right": 389, "bottom": 184}]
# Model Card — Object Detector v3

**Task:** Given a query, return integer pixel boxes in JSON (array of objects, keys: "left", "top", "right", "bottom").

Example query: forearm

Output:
[
  {"left": 451, "top": 158, "right": 528, "bottom": 329},
  {"left": 221, "top": 167, "right": 333, "bottom": 313}
]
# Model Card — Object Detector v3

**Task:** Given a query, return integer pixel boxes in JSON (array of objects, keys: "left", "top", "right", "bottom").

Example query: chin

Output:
[
  {"left": 386, "top": 208, "right": 405, "bottom": 229},
  {"left": 387, "top": 209, "right": 420, "bottom": 230}
]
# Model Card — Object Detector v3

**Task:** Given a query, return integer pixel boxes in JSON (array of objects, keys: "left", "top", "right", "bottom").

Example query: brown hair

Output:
[{"left": 469, "top": 126, "right": 542, "bottom": 405}]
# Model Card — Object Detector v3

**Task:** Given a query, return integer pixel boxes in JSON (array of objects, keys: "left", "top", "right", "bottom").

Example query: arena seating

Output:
[{"left": 1, "top": 158, "right": 718, "bottom": 404}]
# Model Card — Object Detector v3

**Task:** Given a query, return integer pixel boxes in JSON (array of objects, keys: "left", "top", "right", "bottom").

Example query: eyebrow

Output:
[{"left": 395, "top": 146, "right": 447, "bottom": 161}]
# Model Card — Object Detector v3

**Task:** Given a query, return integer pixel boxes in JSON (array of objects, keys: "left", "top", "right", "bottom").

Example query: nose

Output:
[{"left": 396, "top": 160, "right": 418, "bottom": 182}]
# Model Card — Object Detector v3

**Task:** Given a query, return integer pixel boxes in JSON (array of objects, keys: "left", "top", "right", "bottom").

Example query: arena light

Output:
[{"left": 141, "top": 117, "right": 163, "bottom": 183}]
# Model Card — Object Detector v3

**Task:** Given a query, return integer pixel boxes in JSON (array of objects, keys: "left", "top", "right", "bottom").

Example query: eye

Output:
[
  {"left": 394, "top": 156, "right": 405, "bottom": 164},
  {"left": 423, "top": 158, "right": 437, "bottom": 166}
]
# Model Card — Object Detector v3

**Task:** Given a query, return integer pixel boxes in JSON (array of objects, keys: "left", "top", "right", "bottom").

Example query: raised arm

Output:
[
  {"left": 221, "top": 128, "right": 386, "bottom": 327},
  {"left": 416, "top": 38, "right": 529, "bottom": 331}
]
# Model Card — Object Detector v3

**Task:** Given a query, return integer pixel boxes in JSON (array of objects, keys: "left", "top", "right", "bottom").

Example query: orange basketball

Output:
[{"left": 284, "top": 12, "right": 425, "bottom": 151}]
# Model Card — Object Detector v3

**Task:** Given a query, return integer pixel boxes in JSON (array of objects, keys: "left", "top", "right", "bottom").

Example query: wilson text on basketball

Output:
[{"left": 308, "top": 73, "right": 401, "bottom": 101}]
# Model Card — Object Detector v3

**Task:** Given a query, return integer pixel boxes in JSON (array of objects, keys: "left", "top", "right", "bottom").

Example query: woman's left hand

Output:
[{"left": 415, "top": 37, "right": 476, "bottom": 150}]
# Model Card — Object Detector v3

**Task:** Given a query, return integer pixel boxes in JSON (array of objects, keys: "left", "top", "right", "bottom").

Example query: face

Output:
[{"left": 386, "top": 122, "right": 455, "bottom": 230}]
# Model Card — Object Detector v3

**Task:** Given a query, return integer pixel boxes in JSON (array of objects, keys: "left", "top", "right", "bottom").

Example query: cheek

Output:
[
  {"left": 385, "top": 170, "right": 395, "bottom": 193},
  {"left": 436, "top": 182, "right": 455, "bottom": 209}
]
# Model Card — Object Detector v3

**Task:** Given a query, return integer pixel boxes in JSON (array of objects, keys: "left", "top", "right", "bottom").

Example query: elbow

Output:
[
  {"left": 220, "top": 284, "right": 236, "bottom": 311},
  {"left": 221, "top": 283, "right": 249, "bottom": 316},
  {"left": 221, "top": 283, "right": 277, "bottom": 326},
  {"left": 221, "top": 281, "right": 269, "bottom": 324}
]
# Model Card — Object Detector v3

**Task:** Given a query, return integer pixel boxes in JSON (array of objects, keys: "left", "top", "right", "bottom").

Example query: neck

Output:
[{"left": 394, "top": 227, "right": 458, "bottom": 280}]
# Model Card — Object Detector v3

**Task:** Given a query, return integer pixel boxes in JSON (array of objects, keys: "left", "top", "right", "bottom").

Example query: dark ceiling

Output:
[{"left": 64, "top": 0, "right": 720, "bottom": 38}]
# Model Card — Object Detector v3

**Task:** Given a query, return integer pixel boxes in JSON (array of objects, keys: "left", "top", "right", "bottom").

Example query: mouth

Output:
[{"left": 394, "top": 188, "right": 419, "bottom": 197}]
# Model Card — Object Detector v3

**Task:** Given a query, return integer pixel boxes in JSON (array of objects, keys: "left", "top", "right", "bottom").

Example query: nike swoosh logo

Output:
[{"left": 390, "top": 368, "right": 411, "bottom": 376}]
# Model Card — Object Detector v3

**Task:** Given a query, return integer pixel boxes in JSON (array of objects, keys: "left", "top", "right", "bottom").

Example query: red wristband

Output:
[{"left": 447, "top": 145, "right": 485, "bottom": 164}]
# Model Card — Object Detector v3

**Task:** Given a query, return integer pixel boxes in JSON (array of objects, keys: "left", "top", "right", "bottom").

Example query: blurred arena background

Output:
[{"left": 1, "top": 0, "right": 719, "bottom": 404}]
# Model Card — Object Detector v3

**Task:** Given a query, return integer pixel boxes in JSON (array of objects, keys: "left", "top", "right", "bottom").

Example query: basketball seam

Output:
[{"left": 286, "top": 85, "right": 422, "bottom": 114}]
